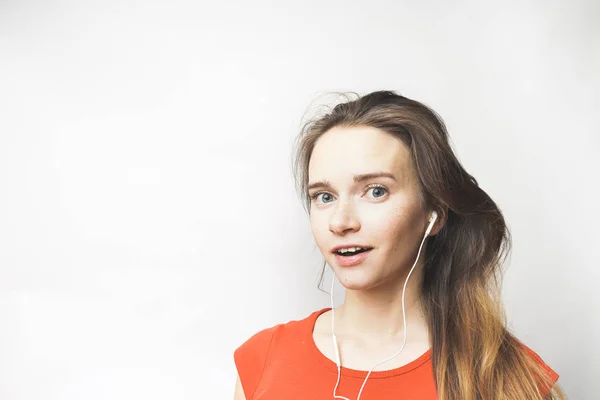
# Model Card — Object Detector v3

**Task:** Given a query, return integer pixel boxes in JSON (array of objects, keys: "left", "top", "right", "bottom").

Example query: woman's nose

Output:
[{"left": 329, "top": 201, "right": 360, "bottom": 235}]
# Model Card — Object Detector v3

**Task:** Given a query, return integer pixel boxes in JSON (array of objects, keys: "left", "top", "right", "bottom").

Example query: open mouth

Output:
[{"left": 334, "top": 247, "right": 373, "bottom": 257}]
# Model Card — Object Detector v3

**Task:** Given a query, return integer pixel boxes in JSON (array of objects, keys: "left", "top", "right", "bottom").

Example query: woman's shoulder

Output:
[
  {"left": 234, "top": 308, "right": 328, "bottom": 357},
  {"left": 513, "top": 339, "right": 561, "bottom": 397},
  {"left": 519, "top": 342, "right": 560, "bottom": 383},
  {"left": 233, "top": 308, "right": 328, "bottom": 398}
]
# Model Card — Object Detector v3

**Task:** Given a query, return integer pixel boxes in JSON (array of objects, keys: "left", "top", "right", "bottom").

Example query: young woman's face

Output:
[{"left": 307, "top": 125, "right": 429, "bottom": 291}]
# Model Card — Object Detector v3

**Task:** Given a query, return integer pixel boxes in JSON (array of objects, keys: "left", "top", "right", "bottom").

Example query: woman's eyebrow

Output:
[
  {"left": 307, "top": 171, "right": 397, "bottom": 191},
  {"left": 353, "top": 171, "right": 397, "bottom": 183}
]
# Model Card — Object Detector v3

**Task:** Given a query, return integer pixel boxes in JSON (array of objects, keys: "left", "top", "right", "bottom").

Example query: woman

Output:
[{"left": 233, "top": 91, "right": 565, "bottom": 399}]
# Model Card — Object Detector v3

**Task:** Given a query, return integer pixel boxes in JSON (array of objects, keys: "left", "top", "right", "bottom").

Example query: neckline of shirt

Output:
[{"left": 305, "top": 307, "right": 432, "bottom": 379}]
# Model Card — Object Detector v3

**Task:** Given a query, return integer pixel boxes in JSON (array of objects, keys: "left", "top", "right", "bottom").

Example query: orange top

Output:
[{"left": 234, "top": 308, "right": 559, "bottom": 399}]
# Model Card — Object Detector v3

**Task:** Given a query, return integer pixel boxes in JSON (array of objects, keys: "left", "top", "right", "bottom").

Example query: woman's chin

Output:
[{"left": 333, "top": 268, "right": 380, "bottom": 291}]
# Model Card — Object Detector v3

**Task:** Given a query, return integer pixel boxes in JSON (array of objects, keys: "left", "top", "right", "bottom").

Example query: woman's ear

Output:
[{"left": 429, "top": 207, "right": 447, "bottom": 236}]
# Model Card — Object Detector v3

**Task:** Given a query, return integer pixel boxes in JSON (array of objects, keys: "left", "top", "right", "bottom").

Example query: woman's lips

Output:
[{"left": 334, "top": 249, "right": 373, "bottom": 267}]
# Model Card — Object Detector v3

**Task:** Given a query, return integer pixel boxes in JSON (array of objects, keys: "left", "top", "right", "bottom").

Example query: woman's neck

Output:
[{"left": 334, "top": 269, "right": 429, "bottom": 342}]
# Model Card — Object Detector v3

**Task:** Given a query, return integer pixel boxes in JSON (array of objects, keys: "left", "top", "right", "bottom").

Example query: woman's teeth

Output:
[{"left": 336, "top": 247, "right": 370, "bottom": 255}]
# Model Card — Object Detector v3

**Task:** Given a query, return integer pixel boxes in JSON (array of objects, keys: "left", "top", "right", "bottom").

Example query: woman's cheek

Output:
[{"left": 310, "top": 216, "right": 330, "bottom": 253}]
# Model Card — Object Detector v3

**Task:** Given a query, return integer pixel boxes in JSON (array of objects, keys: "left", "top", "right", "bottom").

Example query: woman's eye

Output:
[
  {"left": 367, "top": 186, "right": 388, "bottom": 198},
  {"left": 312, "top": 192, "right": 334, "bottom": 203}
]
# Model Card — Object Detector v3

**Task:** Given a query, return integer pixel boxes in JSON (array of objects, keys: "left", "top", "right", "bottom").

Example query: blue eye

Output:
[
  {"left": 310, "top": 192, "right": 334, "bottom": 204},
  {"left": 367, "top": 185, "right": 388, "bottom": 198}
]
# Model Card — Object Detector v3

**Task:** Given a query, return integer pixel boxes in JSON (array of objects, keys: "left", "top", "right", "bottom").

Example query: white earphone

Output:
[{"left": 330, "top": 211, "right": 438, "bottom": 400}]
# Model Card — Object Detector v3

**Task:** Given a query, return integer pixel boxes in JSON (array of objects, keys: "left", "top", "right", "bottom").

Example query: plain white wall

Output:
[{"left": 1, "top": 0, "right": 598, "bottom": 399}]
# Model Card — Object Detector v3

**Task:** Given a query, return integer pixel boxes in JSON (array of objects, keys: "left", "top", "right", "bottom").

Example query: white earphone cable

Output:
[{"left": 330, "top": 213, "right": 437, "bottom": 400}]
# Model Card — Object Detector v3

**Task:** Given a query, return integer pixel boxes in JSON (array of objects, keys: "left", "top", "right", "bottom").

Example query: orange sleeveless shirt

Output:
[{"left": 234, "top": 308, "right": 559, "bottom": 399}]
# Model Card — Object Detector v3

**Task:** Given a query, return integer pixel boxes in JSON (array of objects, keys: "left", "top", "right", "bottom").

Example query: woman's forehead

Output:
[{"left": 308, "top": 126, "right": 413, "bottom": 182}]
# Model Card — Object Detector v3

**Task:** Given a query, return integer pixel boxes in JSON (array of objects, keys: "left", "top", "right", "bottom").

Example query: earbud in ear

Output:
[
  {"left": 429, "top": 211, "right": 438, "bottom": 223},
  {"left": 425, "top": 211, "right": 438, "bottom": 236}
]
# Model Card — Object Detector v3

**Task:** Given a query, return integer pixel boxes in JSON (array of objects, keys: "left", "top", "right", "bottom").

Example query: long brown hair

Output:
[{"left": 292, "top": 91, "right": 565, "bottom": 400}]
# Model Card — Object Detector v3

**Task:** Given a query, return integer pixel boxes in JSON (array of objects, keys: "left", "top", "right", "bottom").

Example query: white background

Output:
[{"left": 1, "top": 1, "right": 598, "bottom": 399}]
